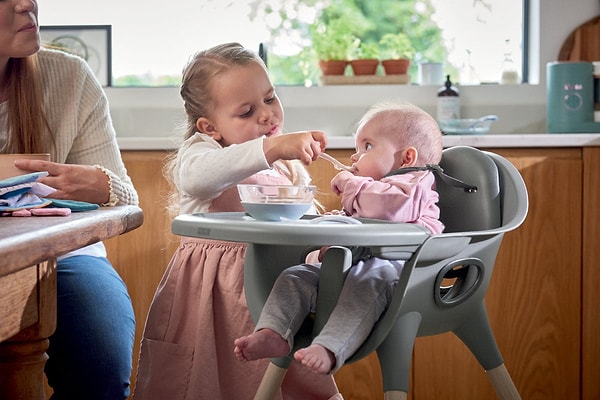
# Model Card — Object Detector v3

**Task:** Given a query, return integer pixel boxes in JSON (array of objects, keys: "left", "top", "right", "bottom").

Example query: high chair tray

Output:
[{"left": 172, "top": 212, "right": 430, "bottom": 247}]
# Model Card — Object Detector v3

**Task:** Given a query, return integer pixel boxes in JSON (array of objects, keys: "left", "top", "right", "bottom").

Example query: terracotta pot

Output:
[
  {"left": 382, "top": 58, "right": 410, "bottom": 75},
  {"left": 318, "top": 59, "right": 348, "bottom": 76},
  {"left": 350, "top": 59, "right": 379, "bottom": 75}
]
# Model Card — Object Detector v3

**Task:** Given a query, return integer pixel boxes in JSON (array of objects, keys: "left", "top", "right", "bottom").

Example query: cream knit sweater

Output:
[{"left": 0, "top": 48, "right": 138, "bottom": 206}]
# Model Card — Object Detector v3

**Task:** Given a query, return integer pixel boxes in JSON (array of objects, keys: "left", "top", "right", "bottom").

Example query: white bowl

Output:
[{"left": 237, "top": 184, "right": 316, "bottom": 221}]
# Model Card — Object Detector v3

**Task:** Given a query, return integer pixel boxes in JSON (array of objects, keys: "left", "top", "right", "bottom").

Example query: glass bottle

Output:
[{"left": 500, "top": 39, "right": 519, "bottom": 84}]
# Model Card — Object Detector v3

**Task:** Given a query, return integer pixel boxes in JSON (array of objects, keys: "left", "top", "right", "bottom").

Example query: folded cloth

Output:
[
  {"left": 0, "top": 172, "right": 55, "bottom": 211},
  {"left": 0, "top": 190, "right": 53, "bottom": 209},
  {"left": 0, "top": 172, "right": 100, "bottom": 215},
  {"left": 0, "top": 171, "right": 49, "bottom": 188},
  {"left": 46, "top": 199, "right": 99, "bottom": 211},
  {"left": 11, "top": 207, "right": 72, "bottom": 217}
]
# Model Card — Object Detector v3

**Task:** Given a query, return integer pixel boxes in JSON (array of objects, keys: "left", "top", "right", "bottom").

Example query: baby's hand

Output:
[
  {"left": 264, "top": 130, "right": 327, "bottom": 165},
  {"left": 330, "top": 170, "right": 354, "bottom": 195}
]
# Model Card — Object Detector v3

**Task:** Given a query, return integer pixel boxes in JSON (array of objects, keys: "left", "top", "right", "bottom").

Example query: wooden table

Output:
[{"left": 0, "top": 206, "right": 143, "bottom": 400}]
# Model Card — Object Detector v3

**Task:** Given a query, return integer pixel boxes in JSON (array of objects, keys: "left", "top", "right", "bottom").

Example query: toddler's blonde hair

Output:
[{"left": 179, "top": 42, "right": 267, "bottom": 140}]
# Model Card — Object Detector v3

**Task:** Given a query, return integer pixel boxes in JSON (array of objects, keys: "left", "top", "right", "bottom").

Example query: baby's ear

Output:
[
  {"left": 401, "top": 147, "right": 418, "bottom": 167},
  {"left": 196, "top": 117, "right": 221, "bottom": 141}
]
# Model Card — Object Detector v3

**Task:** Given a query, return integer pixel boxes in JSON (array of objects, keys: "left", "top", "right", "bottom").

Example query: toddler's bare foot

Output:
[
  {"left": 233, "top": 329, "right": 290, "bottom": 362},
  {"left": 294, "top": 344, "right": 336, "bottom": 374}
]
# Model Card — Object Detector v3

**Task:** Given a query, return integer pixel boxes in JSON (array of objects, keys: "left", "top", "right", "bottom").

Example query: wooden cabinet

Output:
[
  {"left": 582, "top": 146, "right": 600, "bottom": 400},
  {"left": 107, "top": 147, "right": 599, "bottom": 399}
]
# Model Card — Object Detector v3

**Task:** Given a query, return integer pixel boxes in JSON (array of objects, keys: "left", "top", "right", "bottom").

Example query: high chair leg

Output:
[
  {"left": 486, "top": 363, "right": 521, "bottom": 400},
  {"left": 254, "top": 361, "right": 288, "bottom": 400},
  {"left": 383, "top": 390, "right": 408, "bottom": 400}
]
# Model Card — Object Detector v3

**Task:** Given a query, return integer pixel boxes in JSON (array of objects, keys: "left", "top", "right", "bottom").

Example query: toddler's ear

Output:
[{"left": 196, "top": 118, "right": 221, "bottom": 141}]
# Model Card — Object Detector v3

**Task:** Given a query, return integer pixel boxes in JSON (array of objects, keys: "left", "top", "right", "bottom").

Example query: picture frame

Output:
[{"left": 40, "top": 25, "right": 112, "bottom": 87}]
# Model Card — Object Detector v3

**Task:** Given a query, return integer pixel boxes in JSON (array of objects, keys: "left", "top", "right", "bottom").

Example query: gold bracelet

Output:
[{"left": 95, "top": 165, "right": 119, "bottom": 207}]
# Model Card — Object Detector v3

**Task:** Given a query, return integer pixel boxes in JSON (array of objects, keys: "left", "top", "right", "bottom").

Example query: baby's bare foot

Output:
[
  {"left": 294, "top": 344, "right": 336, "bottom": 374},
  {"left": 233, "top": 329, "right": 290, "bottom": 362}
]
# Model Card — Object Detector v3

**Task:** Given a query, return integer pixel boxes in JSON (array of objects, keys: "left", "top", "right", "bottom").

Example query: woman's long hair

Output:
[{"left": 2, "top": 54, "right": 54, "bottom": 154}]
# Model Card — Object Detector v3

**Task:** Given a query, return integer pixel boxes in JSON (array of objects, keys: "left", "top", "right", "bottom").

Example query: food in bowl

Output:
[{"left": 237, "top": 184, "right": 316, "bottom": 221}]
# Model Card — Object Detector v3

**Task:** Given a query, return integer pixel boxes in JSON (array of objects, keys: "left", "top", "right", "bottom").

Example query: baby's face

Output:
[{"left": 350, "top": 118, "right": 402, "bottom": 180}]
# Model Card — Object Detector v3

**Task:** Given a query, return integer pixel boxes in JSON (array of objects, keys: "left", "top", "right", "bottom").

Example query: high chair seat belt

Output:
[{"left": 385, "top": 164, "right": 478, "bottom": 193}]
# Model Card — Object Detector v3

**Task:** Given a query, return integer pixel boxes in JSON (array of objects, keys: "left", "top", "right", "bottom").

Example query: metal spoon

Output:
[{"left": 318, "top": 153, "right": 355, "bottom": 172}]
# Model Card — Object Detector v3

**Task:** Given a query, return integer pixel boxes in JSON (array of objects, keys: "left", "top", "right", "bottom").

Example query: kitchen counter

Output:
[{"left": 117, "top": 133, "right": 600, "bottom": 151}]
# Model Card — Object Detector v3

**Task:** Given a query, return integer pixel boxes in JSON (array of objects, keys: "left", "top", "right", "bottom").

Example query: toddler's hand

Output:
[{"left": 264, "top": 130, "right": 327, "bottom": 165}]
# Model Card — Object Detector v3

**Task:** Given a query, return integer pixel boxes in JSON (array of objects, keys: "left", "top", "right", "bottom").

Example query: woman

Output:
[{"left": 1, "top": 0, "right": 139, "bottom": 398}]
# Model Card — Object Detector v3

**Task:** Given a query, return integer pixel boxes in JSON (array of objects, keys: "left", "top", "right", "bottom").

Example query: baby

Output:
[{"left": 234, "top": 102, "right": 444, "bottom": 374}]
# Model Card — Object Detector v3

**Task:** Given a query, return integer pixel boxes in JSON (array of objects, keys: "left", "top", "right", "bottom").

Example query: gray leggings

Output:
[{"left": 255, "top": 256, "right": 404, "bottom": 373}]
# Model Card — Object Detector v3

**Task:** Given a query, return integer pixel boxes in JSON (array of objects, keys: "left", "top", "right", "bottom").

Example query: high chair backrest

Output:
[{"left": 436, "top": 146, "right": 502, "bottom": 233}]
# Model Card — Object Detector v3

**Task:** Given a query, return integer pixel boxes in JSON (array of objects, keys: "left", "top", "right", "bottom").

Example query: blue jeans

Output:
[{"left": 45, "top": 255, "right": 135, "bottom": 399}]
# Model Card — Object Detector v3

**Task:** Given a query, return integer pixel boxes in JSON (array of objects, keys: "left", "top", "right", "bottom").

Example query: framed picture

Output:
[{"left": 40, "top": 25, "right": 112, "bottom": 87}]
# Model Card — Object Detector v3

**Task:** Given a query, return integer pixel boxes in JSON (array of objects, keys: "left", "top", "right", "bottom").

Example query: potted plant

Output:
[
  {"left": 350, "top": 41, "right": 380, "bottom": 76},
  {"left": 379, "top": 33, "right": 415, "bottom": 75},
  {"left": 311, "top": 18, "right": 356, "bottom": 76}
]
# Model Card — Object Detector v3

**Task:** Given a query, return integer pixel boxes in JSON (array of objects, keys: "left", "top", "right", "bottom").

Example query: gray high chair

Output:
[{"left": 247, "top": 146, "right": 528, "bottom": 400}]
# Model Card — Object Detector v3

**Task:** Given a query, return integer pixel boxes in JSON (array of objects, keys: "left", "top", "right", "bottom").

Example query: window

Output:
[{"left": 41, "top": 0, "right": 524, "bottom": 87}]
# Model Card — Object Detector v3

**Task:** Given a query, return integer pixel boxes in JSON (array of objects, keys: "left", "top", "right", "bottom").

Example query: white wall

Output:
[{"left": 107, "top": 0, "right": 600, "bottom": 142}]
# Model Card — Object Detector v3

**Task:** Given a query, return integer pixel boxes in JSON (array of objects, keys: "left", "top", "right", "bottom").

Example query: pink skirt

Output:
[{"left": 134, "top": 237, "right": 339, "bottom": 400}]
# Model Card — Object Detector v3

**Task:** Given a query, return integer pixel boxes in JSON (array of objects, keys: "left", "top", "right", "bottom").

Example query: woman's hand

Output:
[
  {"left": 13, "top": 159, "right": 111, "bottom": 205},
  {"left": 263, "top": 130, "right": 327, "bottom": 165}
]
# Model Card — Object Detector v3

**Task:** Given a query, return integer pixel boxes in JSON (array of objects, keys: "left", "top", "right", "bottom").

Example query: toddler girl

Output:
[{"left": 134, "top": 43, "right": 341, "bottom": 399}]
